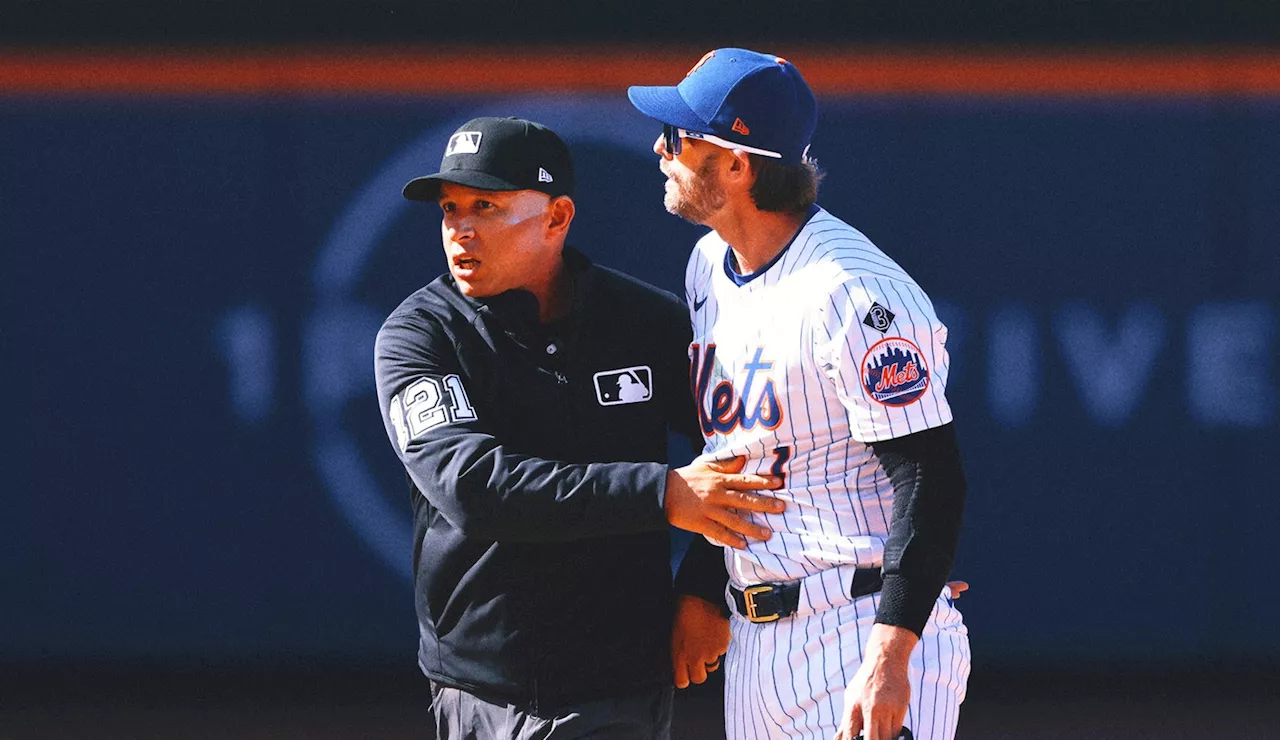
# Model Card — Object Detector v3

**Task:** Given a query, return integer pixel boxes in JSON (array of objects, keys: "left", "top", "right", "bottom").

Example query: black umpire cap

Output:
[{"left": 402, "top": 117, "right": 575, "bottom": 202}]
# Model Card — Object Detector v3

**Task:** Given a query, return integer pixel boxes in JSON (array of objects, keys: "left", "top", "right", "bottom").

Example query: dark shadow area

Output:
[
  {"left": 4, "top": 660, "right": 1278, "bottom": 739},
  {"left": 1, "top": 0, "right": 1278, "bottom": 47}
]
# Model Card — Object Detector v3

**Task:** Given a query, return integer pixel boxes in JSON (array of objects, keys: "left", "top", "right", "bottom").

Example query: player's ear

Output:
[
  {"left": 725, "top": 149, "right": 756, "bottom": 191},
  {"left": 545, "top": 195, "right": 575, "bottom": 238}
]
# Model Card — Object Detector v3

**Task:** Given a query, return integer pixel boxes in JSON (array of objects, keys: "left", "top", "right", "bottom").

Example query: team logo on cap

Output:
[
  {"left": 445, "top": 132, "right": 482, "bottom": 156},
  {"left": 686, "top": 50, "right": 716, "bottom": 77},
  {"left": 861, "top": 337, "right": 930, "bottom": 407}
]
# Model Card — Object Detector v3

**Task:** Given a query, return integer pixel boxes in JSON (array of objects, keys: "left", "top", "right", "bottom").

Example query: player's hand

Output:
[
  {"left": 946, "top": 580, "right": 969, "bottom": 599},
  {"left": 665, "top": 456, "right": 784, "bottom": 549},
  {"left": 670, "top": 595, "right": 730, "bottom": 689},
  {"left": 834, "top": 624, "right": 917, "bottom": 740}
]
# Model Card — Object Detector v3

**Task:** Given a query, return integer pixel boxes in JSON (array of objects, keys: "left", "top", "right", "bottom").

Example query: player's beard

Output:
[{"left": 664, "top": 154, "right": 726, "bottom": 225}]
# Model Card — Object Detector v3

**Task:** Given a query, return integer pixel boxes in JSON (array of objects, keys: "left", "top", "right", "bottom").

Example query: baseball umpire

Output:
[
  {"left": 373, "top": 116, "right": 786, "bottom": 738},
  {"left": 627, "top": 50, "right": 972, "bottom": 740}
]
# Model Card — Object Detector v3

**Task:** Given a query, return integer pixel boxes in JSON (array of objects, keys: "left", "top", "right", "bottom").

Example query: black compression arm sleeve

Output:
[{"left": 869, "top": 422, "right": 967, "bottom": 637}]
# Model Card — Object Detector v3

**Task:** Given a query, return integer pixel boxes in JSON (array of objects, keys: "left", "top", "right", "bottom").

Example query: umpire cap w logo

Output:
[
  {"left": 445, "top": 132, "right": 482, "bottom": 156},
  {"left": 594, "top": 366, "right": 653, "bottom": 406},
  {"left": 403, "top": 117, "right": 575, "bottom": 202}
]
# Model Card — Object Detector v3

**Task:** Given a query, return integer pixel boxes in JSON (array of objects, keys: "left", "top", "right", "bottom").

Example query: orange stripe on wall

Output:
[{"left": 1, "top": 47, "right": 1279, "bottom": 96}]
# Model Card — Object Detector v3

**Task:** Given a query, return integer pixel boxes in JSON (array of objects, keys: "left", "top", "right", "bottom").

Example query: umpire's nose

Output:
[{"left": 442, "top": 212, "right": 474, "bottom": 243}]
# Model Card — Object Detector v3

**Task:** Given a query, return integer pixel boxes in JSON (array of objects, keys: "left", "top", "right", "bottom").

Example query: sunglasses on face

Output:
[
  {"left": 662, "top": 123, "right": 783, "bottom": 159},
  {"left": 662, "top": 123, "right": 685, "bottom": 156}
]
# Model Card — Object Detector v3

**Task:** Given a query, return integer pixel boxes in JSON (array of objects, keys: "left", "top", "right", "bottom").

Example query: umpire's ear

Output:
[{"left": 545, "top": 195, "right": 576, "bottom": 239}]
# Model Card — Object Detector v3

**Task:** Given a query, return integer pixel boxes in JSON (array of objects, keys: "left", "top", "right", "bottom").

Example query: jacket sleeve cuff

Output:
[{"left": 600, "top": 460, "right": 671, "bottom": 532}]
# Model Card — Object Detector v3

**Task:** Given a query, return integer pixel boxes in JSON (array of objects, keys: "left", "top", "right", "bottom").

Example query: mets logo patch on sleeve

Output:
[
  {"left": 594, "top": 366, "right": 653, "bottom": 406},
  {"left": 861, "top": 338, "right": 930, "bottom": 407}
]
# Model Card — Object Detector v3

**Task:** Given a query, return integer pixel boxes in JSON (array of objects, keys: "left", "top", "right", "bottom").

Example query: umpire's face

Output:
[{"left": 437, "top": 182, "right": 575, "bottom": 298}]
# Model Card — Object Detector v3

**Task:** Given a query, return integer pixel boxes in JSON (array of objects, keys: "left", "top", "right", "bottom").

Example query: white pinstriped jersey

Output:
[{"left": 686, "top": 206, "right": 954, "bottom": 588}]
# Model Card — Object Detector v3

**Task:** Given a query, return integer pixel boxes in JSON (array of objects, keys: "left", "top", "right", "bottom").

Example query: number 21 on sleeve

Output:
[{"left": 390, "top": 374, "right": 477, "bottom": 452}]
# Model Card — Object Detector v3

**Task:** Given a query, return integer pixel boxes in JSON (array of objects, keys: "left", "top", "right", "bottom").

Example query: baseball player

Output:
[{"left": 628, "top": 50, "right": 972, "bottom": 740}]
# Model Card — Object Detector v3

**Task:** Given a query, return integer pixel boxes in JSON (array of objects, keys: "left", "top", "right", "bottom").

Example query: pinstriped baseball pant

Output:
[{"left": 724, "top": 589, "right": 970, "bottom": 740}]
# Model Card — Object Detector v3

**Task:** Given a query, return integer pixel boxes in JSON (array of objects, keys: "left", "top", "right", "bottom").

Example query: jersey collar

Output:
[{"left": 722, "top": 204, "right": 821, "bottom": 287}]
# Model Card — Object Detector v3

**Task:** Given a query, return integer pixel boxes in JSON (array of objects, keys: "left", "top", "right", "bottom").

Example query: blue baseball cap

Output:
[{"left": 627, "top": 48, "right": 817, "bottom": 165}]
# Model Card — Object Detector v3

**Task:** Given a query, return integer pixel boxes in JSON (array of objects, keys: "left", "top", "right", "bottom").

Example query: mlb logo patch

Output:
[
  {"left": 445, "top": 132, "right": 482, "bottom": 156},
  {"left": 861, "top": 337, "right": 930, "bottom": 407},
  {"left": 594, "top": 366, "right": 653, "bottom": 406}
]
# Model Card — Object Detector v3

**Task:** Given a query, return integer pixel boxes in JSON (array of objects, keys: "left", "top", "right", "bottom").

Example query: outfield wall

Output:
[{"left": 3, "top": 50, "right": 1278, "bottom": 665}]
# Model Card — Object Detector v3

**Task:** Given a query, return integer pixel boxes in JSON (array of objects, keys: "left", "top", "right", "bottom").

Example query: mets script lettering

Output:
[
  {"left": 691, "top": 344, "right": 784, "bottom": 436},
  {"left": 875, "top": 360, "right": 920, "bottom": 392}
]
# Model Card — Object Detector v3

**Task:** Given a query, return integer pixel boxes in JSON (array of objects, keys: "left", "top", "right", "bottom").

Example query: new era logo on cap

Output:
[
  {"left": 445, "top": 132, "right": 482, "bottom": 156},
  {"left": 538, "top": 167, "right": 554, "bottom": 183}
]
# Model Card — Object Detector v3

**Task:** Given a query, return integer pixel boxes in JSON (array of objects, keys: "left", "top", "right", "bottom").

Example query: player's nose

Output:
[{"left": 654, "top": 134, "right": 673, "bottom": 159}]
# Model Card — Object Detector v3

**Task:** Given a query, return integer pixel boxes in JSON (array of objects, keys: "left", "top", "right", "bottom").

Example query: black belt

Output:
[{"left": 729, "top": 568, "right": 883, "bottom": 623}]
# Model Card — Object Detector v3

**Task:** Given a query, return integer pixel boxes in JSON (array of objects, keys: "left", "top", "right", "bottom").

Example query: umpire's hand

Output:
[
  {"left": 665, "top": 456, "right": 784, "bottom": 548},
  {"left": 670, "top": 595, "right": 730, "bottom": 689}
]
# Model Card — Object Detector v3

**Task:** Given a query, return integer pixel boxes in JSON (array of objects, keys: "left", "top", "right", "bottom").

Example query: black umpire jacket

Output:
[{"left": 374, "top": 248, "right": 723, "bottom": 711}]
